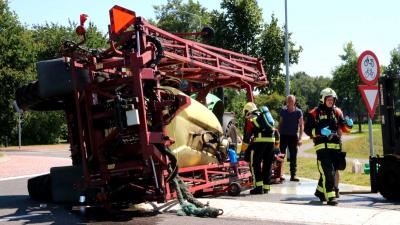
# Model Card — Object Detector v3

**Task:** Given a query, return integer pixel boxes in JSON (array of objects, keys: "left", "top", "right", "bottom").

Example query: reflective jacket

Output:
[
  {"left": 243, "top": 111, "right": 275, "bottom": 145},
  {"left": 305, "top": 105, "right": 352, "bottom": 148}
]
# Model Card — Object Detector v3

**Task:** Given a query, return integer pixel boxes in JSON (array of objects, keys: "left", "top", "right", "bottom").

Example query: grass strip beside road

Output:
[
  {"left": 285, "top": 157, "right": 371, "bottom": 187},
  {"left": 295, "top": 124, "right": 382, "bottom": 187}
]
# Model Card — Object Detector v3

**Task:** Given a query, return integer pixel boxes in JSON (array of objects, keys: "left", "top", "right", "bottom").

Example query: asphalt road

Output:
[{"left": 0, "top": 149, "right": 399, "bottom": 224}]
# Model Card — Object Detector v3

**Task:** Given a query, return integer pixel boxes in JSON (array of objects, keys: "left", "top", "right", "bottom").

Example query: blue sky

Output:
[{"left": 8, "top": 0, "right": 400, "bottom": 77}]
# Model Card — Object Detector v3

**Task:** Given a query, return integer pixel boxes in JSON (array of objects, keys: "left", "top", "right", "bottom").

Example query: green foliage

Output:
[
  {"left": 31, "top": 22, "right": 108, "bottom": 61},
  {"left": 258, "top": 15, "right": 302, "bottom": 94},
  {"left": 209, "top": 0, "right": 262, "bottom": 55},
  {"left": 384, "top": 47, "right": 400, "bottom": 77},
  {"left": 22, "top": 111, "right": 67, "bottom": 144},
  {"left": 254, "top": 92, "right": 285, "bottom": 121},
  {"left": 224, "top": 89, "right": 247, "bottom": 128},
  {"left": 0, "top": 68, "right": 33, "bottom": 144},
  {"left": 154, "top": 0, "right": 211, "bottom": 40},
  {"left": 291, "top": 71, "right": 331, "bottom": 111},
  {"left": 0, "top": 1, "right": 36, "bottom": 70},
  {"left": 0, "top": 0, "right": 108, "bottom": 145},
  {"left": 331, "top": 42, "right": 364, "bottom": 132}
]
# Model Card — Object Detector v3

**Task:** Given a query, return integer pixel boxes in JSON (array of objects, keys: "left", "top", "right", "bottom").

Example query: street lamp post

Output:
[{"left": 284, "top": 0, "right": 290, "bottom": 96}]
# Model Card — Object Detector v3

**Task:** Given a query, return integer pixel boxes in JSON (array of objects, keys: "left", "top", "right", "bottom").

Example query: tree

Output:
[
  {"left": 209, "top": 0, "right": 262, "bottom": 55},
  {"left": 331, "top": 42, "right": 364, "bottom": 132},
  {"left": 154, "top": 0, "right": 211, "bottom": 38},
  {"left": 291, "top": 71, "right": 331, "bottom": 111},
  {"left": 0, "top": 0, "right": 37, "bottom": 145},
  {"left": 258, "top": 15, "right": 302, "bottom": 94},
  {"left": 384, "top": 46, "right": 400, "bottom": 77},
  {"left": 20, "top": 22, "right": 108, "bottom": 144}
]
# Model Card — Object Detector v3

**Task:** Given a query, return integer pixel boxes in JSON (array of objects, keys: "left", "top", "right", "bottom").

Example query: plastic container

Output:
[
  {"left": 352, "top": 160, "right": 363, "bottom": 174},
  {"left": 228, "top": 148, "right": 238, "bottom": 163},
  {"left": 364, "top": 163, "right": 370, "bottom": 174}
]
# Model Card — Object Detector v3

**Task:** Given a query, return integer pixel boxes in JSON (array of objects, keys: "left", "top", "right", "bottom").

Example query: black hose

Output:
[{"left": 146, "top": 35, "right": 164, "bottom": 68}]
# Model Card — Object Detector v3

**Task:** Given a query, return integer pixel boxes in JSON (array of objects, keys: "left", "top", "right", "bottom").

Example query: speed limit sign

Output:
[{"left": 357, "top": 50, "right": 380, "bottom": 85}]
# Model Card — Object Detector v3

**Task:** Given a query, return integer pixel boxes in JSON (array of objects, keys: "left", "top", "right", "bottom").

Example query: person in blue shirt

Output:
[{"left": 278, "top": 95, "right": 304, "bottom": 182}]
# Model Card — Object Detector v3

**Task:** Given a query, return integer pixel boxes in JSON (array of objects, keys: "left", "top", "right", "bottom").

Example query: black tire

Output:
[
  {"left": 27, "top": 174, "right": 53, "bottom": 202},
  {"left": 377, "top": 156, "right": 400, "bottom": 201},
  {"left": 15, "top": 81, "right": 65, "bottom": 111},
  {"left": 228, "top": 182, "right": 241, "bottom": 196}
]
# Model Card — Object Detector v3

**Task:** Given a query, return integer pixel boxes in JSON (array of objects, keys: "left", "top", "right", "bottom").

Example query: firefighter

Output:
[
  {"left": 305, "top": 88, "right": 352, "bottom": 206},
  {"left": 241, "top": 102, "right": 276, "bottom": 194}
]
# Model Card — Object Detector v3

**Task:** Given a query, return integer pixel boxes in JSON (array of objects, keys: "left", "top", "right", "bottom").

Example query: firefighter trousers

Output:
[
  {"left": 315, "top": 147, "right": 338, "bottom": 200},
  {"left": 249, "top": 142, "right": 275, "bottom": 190}
]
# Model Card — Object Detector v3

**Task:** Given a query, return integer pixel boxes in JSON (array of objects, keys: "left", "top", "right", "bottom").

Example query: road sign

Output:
[
  {"left": 358, "top": 50, "right": 380, "bottom": 85},
  {"left": 110, "top": 5, "right": 136, "bottom": 35},
  {"left": 358, "top": 85, "right": 379, "bottom": 118}
]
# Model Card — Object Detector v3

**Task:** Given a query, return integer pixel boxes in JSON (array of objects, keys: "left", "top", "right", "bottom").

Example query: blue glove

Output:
[
  {"left": 346, "top": 117, "right": 353, "bottom": 127},
  {"left": 321, "top": 126, "right": 332, "bottom": 137}
]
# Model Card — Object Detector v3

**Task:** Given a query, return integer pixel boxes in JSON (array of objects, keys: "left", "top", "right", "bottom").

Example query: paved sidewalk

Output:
[{"left": 0, "top": 145, "right": 71, "bottom": 180}]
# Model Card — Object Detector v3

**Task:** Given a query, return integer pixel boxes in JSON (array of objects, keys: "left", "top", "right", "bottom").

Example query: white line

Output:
[
  {"left": 0, "top": 173, "right": 47, "bottom": 182},
  {"left": 0, "top": 213, "right": 41, "bottom": 222}
]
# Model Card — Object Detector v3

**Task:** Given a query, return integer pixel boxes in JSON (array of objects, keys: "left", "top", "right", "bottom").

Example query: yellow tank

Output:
[{"left": 165, "top": 87, "right": 226, "bottom": 168}]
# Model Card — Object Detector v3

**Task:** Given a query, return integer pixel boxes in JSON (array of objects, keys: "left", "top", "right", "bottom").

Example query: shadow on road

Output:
[{"left": 0, "top": 195, "right": 167, "bottom": 224}]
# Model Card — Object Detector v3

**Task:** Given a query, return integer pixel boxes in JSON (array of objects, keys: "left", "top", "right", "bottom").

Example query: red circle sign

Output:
[{"left": 357, "top": 50, "right": 380, "bottom": 85}]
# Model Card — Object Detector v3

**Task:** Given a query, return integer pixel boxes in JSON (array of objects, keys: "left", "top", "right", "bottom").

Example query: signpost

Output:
[
  {"left": 357, "top": 50, "right": 380, "bottom": 157},
  {"left": 12, "top": 101, "right": 23, "bottom": 150}
]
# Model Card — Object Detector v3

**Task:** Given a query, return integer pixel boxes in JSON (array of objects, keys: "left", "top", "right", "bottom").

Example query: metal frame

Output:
[{"left": 61, "top": 6, "right": 266, "bottom": 204}]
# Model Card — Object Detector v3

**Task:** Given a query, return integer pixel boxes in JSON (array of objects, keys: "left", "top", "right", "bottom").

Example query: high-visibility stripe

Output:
[
  {"left": 317, "top": 185, "right": 324, "bottom": 193},
  {"left": 250, "top": 150, "right": 255, "bottom": 186},
  {"left": 252, "top": 117, "right": 260, "bottom": 128},
  {"left": 254, "top": 133, "right": 275, "bottom": 142},
  {"left": 263, "top": 184, "right": 270, "bottom": 190},
  {"left": 320, "top": 115, "right": 328, "bottom": 119},
  {"left": 314, "top": 143, "right": 341, "bottom": 151},
  {"left": 255, "top": 181, "right": 263, "bottom": 187},
  {"left": 254, "top": 137, "right": 275, "bottom": 142},
  {"left": 317, "top": 160, "right": 328, "bottom": 201},
  {"left": 327, "top": 191, "right": 336, "bottom": 198},
  {"left": 312, "top": 129, "right": 317, "bottom": 137},
  {"left": 262, "top": 113, "right": 274, "bottom": 128}
]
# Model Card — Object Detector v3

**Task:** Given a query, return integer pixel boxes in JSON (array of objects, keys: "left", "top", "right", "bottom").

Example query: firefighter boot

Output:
[
  {"left": 314, "top": 191, "right": 326, "bottom": 202},
  {"left": 327, "top": 197, "right": 338, "bottom": 206},
  {"left": 249, "top": 186, "right": 263, "bottom": 195}
]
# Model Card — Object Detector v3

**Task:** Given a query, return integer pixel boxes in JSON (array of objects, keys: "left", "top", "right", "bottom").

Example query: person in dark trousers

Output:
[
  {"left": 278, "top": 95, "right": 304, "bottom": 182},
  {"left": 241, "top": 102, "right": 276, "bottom": 194},
  {"left": 305, "top": 88, "right": 352, "bottom": 206}
]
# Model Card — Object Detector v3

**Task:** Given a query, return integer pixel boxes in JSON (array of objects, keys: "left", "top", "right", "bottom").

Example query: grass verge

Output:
[{"left": 284, "top": 157, "right": 371, "bottom": 186}]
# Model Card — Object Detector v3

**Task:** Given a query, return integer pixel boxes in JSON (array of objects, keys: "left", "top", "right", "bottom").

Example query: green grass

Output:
[
  {"left": 293, "top": 123, "right": 383, "bottom": 187},
  {"left": 342, "top": 130, "right": 383, "bottom": 158},
  {"left": 285, "top": 157, "right": 371, "bottom": 186}
]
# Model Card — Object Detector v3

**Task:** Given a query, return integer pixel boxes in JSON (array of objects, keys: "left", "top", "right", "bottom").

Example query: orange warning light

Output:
[{"left": 109, "top": 5, "right": 136, "bottom": 35}]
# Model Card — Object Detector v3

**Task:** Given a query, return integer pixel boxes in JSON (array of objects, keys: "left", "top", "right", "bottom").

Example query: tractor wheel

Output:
[
  {"left": 228, "top": 182, "right": 241, "bottom": 196},
  {"left": 27, "top": 174, "right": 53, "bottom": 202},
  {"left": 377, "top": 156, "right": 400, "bottom": 201},
  {"left": 15, "top": 81, "right": 65, "bottom": 111}
]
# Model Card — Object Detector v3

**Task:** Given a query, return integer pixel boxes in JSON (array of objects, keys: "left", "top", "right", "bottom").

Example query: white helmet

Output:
[{"left": 319, "top": 88, "right": 337, "bottom": 104}]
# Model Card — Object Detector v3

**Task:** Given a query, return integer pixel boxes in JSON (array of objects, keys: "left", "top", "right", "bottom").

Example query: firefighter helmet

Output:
[
  {"left": 319, "top": 88, "right": 337, "bottom": 104},
  {"left": 243, "top": 102, "right": 257, "bottom": 116}
]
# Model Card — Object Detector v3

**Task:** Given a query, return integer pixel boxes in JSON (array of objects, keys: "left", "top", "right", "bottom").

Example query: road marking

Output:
[
  {"left": 0, "top": 173, "right": 47, "bottom": 182},
  {"left": 0, "top": 213, "right": 41, "bottom": 222}
]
